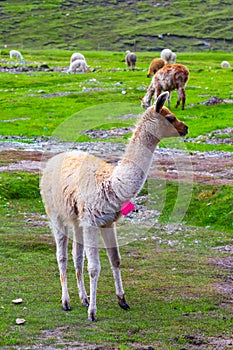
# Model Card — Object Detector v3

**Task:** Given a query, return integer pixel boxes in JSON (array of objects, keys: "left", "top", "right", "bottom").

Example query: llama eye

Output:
[{"left": 167, "top": 115, "right": 175, "bottom": 123}]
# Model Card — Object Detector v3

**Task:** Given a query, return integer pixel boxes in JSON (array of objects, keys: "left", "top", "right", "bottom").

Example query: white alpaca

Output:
[
  {"left": 9, "top": 50, "right": 24, "bottom": 62},
  {"left": 67, "top": 59, "right": 87, "bottom": 74},
  {"left": 40, "top": 92, "right": 188, "bottom": 321},
  {"left": 160, "top": 48, "right": 176, "bottom": 64},
  {"left": 221, "top": 60, "right": 231, "bottom": 68},
  {"left": 70, "top": 52, "right": 86, "bottom": 64},
  {"left": 171, "top": 52, "right": 177, "bottom": 63}
]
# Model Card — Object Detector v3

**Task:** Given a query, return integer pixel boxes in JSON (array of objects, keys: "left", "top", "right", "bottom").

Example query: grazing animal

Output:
[
  {"left": 125, "top": 50, "right": 137, "bottom": 70},
  {"left": 9, "top": 50, "right": 24, "bottom": 62},
  {"left": 160, "top": 48, "right": 176, "bottom": 64},
  {"left": 147, "top": 58, "right": 165, "bottom": 77},
  {"left": 70, "top": 52, "right": 86, "bottom": 64},
  {"left": 221, "top": 60, "right": 231, "bottom": 68},
  {"left": 40, "top": 92, "right": 188, "bottom": 321},
  {"left": 67, "top": 59, "right": 87, "bottom": 74},
  {"left": 141, "top": 64, "right": 189, "bottom": 110}
]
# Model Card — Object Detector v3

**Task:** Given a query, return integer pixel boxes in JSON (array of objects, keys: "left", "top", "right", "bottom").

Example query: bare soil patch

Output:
[{"left": 0, "top": 140, "right": 232, "bottom": 185}]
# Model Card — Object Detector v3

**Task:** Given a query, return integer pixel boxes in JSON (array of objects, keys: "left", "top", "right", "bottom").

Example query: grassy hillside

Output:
[{"left": 0, "top": 0, "right": 232, "bottom": 51}]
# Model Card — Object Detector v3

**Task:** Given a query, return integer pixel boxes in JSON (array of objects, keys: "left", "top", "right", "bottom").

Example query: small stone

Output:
[
  {"left": 12, "top": 298, "right": 23, "bottom": 304},
  {"left": 16, "top": 318, "right": 26, "bottom": 325}
]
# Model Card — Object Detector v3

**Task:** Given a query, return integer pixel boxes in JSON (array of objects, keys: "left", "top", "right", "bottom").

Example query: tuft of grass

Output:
[
  {"left": 0, "top": 172, "right": 40, "bottom": 200},
  {"left": 156, "top": 181, "right": 233, "bottom": 233}
]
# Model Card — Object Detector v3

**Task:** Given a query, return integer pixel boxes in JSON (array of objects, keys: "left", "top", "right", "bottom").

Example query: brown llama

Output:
[
  {"left": 147, "top": 58, "right": 165, "bottom": 77},
  {"left": 40, "top": 92, "right": 188, "bottom": 321},
  {"left": 142, "top": 64, "right": 189, "bottom": 110}
]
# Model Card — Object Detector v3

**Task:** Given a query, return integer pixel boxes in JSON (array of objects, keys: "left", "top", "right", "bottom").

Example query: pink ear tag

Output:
[{"left": 121, "top": 201, "right": 135, "bottom": 216}]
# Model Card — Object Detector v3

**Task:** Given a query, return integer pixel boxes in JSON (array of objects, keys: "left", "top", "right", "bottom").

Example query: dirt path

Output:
[{"left": 0, "top": 139, "right": 232, "bottom": 185}]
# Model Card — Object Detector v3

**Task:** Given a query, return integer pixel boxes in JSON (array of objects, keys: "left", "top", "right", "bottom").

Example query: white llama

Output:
[
  {"left": 221, "top": 60, "right": 231, "bottom": 68},
  {"left": 40, "top": 92, "right": 188, "bottom": 321},
  {"left": 67, "top": 59, "right": 88, "bottom": 74},
  {"left": 9, "top": 50, "right": 24, "bottom": 62},
  {"left": 70, "top": 52, "right": 86, "bottom": 64},
  {"left": 160, "top": 48, "right": 176, "bottom": 64}
]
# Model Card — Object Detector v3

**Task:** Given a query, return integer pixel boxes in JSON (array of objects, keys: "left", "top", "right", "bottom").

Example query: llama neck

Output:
[{"left": 111, "top": 111, "right": 161, "bottom": 202}]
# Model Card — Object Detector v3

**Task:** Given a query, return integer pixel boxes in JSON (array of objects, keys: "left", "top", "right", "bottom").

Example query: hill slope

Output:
[{"left": 0, "top": 0, "right": 232, "bottom": 51}]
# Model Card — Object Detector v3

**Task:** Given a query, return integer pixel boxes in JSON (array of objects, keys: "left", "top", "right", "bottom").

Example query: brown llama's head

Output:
[
  {"left": 148, "top": 92, "right": 188, "bottom": 138},
  {"left": 140, "top": 96, "right": 151, "bottom": 109}
]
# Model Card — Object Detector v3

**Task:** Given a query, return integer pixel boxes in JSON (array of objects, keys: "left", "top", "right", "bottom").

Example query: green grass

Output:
[
  {"left": 0, "top": 50, "right": 233, "bottom": 152},
  {"left": 158, "top": 181, "right": 233, "bottom": 233},
  {"left": 0, "top": 173, "right": 233, "bottom": 348},
  {"left": 0, "top": 0, "right": 232, "bottom": 51}
]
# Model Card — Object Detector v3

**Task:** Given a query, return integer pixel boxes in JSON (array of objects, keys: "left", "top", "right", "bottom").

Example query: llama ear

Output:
[{"left": 155, "top": 91, "right": 169, "bottom": 112}]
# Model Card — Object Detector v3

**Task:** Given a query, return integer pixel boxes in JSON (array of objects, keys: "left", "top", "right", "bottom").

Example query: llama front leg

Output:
[
  {"left": 72, "top": 222, "right": 89, "bottom": 307},
  {"left": 84, "top": 226, "right": 101, "bottom": 321},
  {"left": 101, "top": 224, "right": 130, "bottom": 310},
  {"left": 141, "top": 82, "right": 156, "bottom": 109},
  {"left": 52, "top": 217, "right": 71, "bottom": 311}
]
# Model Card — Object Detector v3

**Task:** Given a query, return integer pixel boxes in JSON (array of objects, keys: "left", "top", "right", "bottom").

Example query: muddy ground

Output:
[{"left": 0, "top": 137, "right": 232, "bottom": 186}]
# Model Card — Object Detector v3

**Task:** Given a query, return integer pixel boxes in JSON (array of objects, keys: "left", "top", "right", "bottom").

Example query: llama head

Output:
[
  {"left": 146, "top": 92, "right": 188, "bottom": 138},
  {"left": 140, "top": 96, "right": 150, "bottom": 109}
]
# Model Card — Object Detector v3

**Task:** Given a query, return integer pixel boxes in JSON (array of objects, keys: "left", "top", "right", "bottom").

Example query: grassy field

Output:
[
  {"left": 0, "top": 174, "right": 233, "bottom": 349},
  {"left": 0, "top": 0, "right": 232, "bottom": 51},
  {"left": 0, "top": 49, "right": 232, "bottom": 151},
  {"left": 0, "top": 50, "right": 233, "bottom": 349}
]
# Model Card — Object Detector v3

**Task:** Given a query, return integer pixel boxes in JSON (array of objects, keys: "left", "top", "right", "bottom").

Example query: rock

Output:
[
  {"left": 201, "top": 96, "right": 224, "bottom": 106},
  {"left": 12, "top": 298, "right": 23, "bottom": 304},
  {"left": 16, "top": 318, "right": 26, "bottom": 325}
]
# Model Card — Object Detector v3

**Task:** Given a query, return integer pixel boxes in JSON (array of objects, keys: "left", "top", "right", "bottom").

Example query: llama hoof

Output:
[
  {"left": 119, "top": 301, "right": 130, "bottom": 310},
  {"left": 117, "top": 295, "right": 130, "bottom": 310},
  {"left": 62, "top": 301, "right": 71, "bottom": 311},
  {"left": 88, "top": 313, "right": 97, "bottom": 322},
  {"left": 82, "top": 298, "right": 89, "bottom": 308},
  {"left": 88, "top": 316, "right": 97, "bottom": 322}
]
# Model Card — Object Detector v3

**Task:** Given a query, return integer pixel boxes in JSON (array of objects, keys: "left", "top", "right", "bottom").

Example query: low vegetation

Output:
[
  {"left": 0, "top": 173, "right": 233, "bottom": 349},
  {"left": 0, "top": 0, "right": 232, "bottom": 51},
  {"left": 0, "top": 50, "right": 232, "bottom": 152}
]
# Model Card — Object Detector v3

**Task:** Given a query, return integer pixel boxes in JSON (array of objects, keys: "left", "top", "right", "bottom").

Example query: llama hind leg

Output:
[
  {"left": 84, "top": 226, "right": 101, "bottom": 321},
  {"left": 72, "top": 222, "right": 89, "bottom": 307},
  {"left": 181, "top": 87, "right": 186, "bottom": 110},
  {"left": 101, "top": 224, "right": 130, "bottom": 310},
  {"left": 175, "top": 87, "right": 185, "bottom": 109},
  {"left": 52, "top": 217, "right": 71, "bottom": 311}
]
